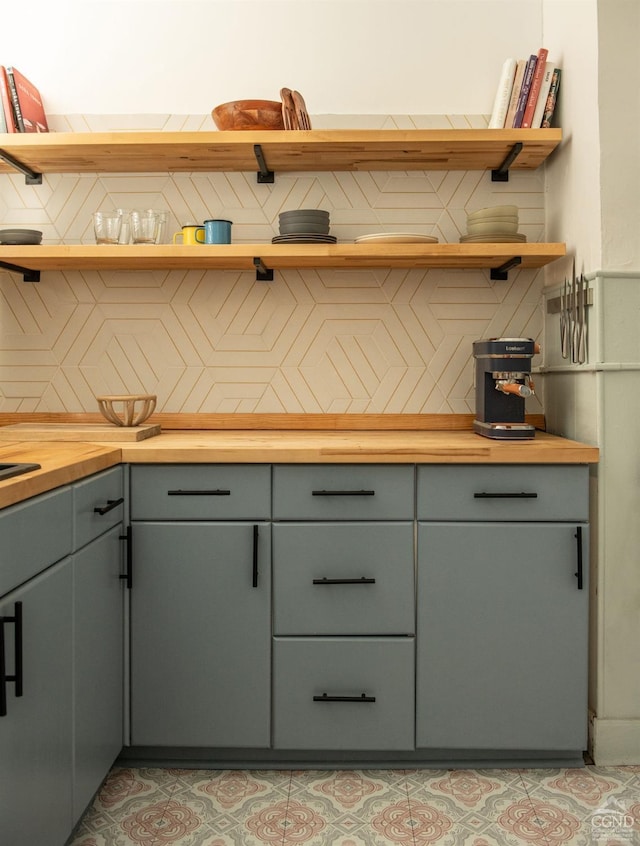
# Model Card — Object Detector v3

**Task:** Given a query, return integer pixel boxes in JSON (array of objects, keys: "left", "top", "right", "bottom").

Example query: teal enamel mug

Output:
[{"left": 203, "top": 219, "right": 232, "bottom": 244}]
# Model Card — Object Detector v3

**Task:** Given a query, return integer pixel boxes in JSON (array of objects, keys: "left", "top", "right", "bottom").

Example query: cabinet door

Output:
[
  {"left": 131, "top": 521, "right": 271, "bottom": 747},
  {"left": 0, "top": 559, "right": 73, "bottom": 846},
  {"left": 73, "top": 524, "right": 124, "bottom": 822},
  {"left": 416, "top": 522, "right": 588, "bottom": 752}
]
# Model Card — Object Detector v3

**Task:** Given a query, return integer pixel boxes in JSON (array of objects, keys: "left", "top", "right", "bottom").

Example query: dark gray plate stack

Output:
[{"left": 273, "top": 209, "right": 336, "bottom": 243}]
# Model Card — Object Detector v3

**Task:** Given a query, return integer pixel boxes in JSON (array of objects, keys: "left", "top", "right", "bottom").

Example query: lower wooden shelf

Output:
[{"left": 0, "top": 242, "right": 566, "bottom": 281}]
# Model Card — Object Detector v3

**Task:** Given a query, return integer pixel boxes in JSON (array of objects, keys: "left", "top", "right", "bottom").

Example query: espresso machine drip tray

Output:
[{"left": 473, "top": 421, "right": 535, "bottom": 439}]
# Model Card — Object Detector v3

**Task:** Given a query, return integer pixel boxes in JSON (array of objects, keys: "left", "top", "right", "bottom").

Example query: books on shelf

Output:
[
  {"left": 489, "top": 48, "right": 561, "bottom": 129},
  {"left": 2, "top": 66, "right": 48, "bottom": 133},
  {"left": 0, "top": 66, "right": 17, "bottom": 132}
]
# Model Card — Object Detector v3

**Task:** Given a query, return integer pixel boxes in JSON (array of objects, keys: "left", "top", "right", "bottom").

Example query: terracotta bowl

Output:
[
  {"left": 211, "top": 99, "right": 285, "bottom": 131},
  {"left": 96, "top": 394, "right": 157, "bottom": 427}
]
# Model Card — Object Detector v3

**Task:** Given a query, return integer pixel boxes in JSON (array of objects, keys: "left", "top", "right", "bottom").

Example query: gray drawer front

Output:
[
  {"left": 0, "top": 486, "right": 72, "bottom": 595},
  {"left": 73, "top": 466, "right": 124, "bottom": 549},
  {"left": 273, "top": 637, "right": 415, "bottom": 750},
  {"left": 273, "top": 523, "right": 414, "bottom": 635},
  {"left": 417, "top": 464, "right": 589, "bottom": 521},
  {"left": 130, "top": 465, "right": 271, "bottom": 519},
  {"left": 273, "top": 465, "right": 414, "bottom": 520}
]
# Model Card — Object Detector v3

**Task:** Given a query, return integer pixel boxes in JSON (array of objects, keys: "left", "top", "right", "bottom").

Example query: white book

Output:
[
  {"left": 488, "top": 58, "right": 517, "bottom": 129},
  {"left": 504, "top": 59, "right": 527, "bottom": 128},
  {"left": 532, "top": 62, "right": 556, "bottom": 128}
]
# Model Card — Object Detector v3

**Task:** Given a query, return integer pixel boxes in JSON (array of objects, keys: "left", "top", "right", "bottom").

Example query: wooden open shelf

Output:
[
  {"left": 0, "top": 243, "right": 566, "bottom": 281},
  {"left": 0, "top": 128, "right": 562, "bottom": 176}
]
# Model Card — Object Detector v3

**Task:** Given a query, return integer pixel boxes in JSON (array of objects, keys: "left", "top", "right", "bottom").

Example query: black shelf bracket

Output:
[
  {"left": 253, "top": 257, "right": 274, "bottom": 282},
  {"left": 0, "top": 148, "right": 43, "bottom": 185},
  {"left": 490, "top": 256, "right": 522, "bottom": 281},
  {"left": 491, "top": 142, "right": 523, "bottom": 182},
  {"left": 253, "top": 144, "right": 274, "bottom": 184},
  {"left": 0, "top": 260, "right": 40, "bottom": 282}
]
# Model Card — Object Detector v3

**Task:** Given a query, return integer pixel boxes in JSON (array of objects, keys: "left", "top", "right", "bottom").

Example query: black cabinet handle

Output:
[
  {"left": 119, "top": 525, "right": 133, "bottom": 589},
  {"left": 167, "top": 489, "right": 231, "bottom": 496},
  {"left": 0, "top": 602, "right": 23, "bottom": 717},
  {"left": 575, "top": 526, "right": 584, "bottom": 589},
  {"left": 313, "top": 692, "right": 376, "bottom": 703},
  {"left": 473, "top": 491, "right": 538, "bottom": 499},
  {"left": 313, "top": 577, "right": 376, "bottom": 585},
  {"left": 94, "top": 497, "right": 124, "bottom": 515},
  {"left": 312, "top": 489, "right": 375, "bottom": 497},
  {"left": 252, "top": 525, "right": 259, "bottom": 588}
]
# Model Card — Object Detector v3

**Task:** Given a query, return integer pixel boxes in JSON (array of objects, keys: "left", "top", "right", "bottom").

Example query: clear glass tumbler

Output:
[
  {"left": 93, "top": 211, "right": 122, "bottom": 245},
  {"left": 131, "top": 210, "right": 158, "bottom": 245}
]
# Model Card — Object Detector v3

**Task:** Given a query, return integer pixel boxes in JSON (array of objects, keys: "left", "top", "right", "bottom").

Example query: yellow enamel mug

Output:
[{"left": 173, "top": 224, "right": 205, "bottom": 245}]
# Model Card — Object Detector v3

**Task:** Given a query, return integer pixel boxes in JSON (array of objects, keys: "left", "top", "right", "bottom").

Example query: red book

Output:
[
  {"left": 521, "top": 48, "right": 549, "bottom": 128},
  {"left": 0, "top": 66, "right": 17, "bottom": 132},
  {"left": 6, "top": 67, "right": 48, "bottom": 132}
]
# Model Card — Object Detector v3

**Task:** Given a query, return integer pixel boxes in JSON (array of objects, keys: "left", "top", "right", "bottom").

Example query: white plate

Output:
[{"left": 354, "top": 233, "right": 439, "bottom": 244}]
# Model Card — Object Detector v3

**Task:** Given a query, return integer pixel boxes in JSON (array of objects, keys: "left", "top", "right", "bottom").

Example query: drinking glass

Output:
[
  {"left": 131, "top": 210, "right": 158, "bottom": 245},
  {"left": 93, "top": 211, "right": 122, "bottom": 245}
]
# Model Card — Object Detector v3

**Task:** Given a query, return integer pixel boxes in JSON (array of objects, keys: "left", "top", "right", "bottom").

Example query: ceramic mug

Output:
[
  {"left": 202, "top": 219, "right": 233, "bottom": 244},
  {"left": 173, "top": 224, "right": 205, "bottom": 246}
]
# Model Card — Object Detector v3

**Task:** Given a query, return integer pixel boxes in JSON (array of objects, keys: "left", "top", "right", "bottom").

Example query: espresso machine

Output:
[{"left": 472, "top": 337, "right": 539, "bottom": 439}]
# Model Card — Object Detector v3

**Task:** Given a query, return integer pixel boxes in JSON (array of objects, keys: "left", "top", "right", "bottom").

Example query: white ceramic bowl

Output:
[
  {"left": 466, "top": 220, "right": 519, "bottom": 236},
  {"left": 467, "top": 205, "right": 518, "bottom": 220}
]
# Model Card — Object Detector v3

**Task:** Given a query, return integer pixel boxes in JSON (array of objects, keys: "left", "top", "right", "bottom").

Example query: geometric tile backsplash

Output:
[{"left": 0, "top": 113, "right": 546, "bottom": 414}]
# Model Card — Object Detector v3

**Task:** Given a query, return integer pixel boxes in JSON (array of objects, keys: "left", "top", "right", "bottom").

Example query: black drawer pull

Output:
[
  {"left": 94, "top": 497, "right": 124, "bottom": 515},
  {"left": 312, "top": 489, "right": 375, "bottom": 497},
  {"left": 575, "top": 526, "right": 584, "bottom": 589},
  {"left": 167, "top": 489, "right": 231, "bottom": 496},
  {"left": 119, "top": 525, "right": 133, "bottom": 589},
  {"left": 252, "top": 525, "right": 259, "bottom": 588},
  {"left": 0, "top": 602, "right": 23, "bottom": 718},
  {"left": 313, "top": 577, "right": 376, "bottom": 585},
  {"left": 473, "top": 491, "right": 538, "bottom": 499},
  {"left": 313, "top": 692, "right": 376, "bottom": 703}
]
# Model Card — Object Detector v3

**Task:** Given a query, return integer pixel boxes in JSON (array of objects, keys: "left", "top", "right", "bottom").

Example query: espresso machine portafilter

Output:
[{"left": 472, "top": 338, "right": 540, "bottom": 439}]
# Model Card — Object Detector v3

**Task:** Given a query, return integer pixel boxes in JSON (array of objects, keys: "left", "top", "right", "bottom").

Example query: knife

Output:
[
  {"left": 577, "top": 274, "right": 587, "bottom": 364},
  {"left": 560, "top": 277, "right": 569, "bottom": 359}
]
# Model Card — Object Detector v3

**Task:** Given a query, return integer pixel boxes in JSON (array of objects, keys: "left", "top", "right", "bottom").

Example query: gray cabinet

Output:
[
  {"left": 130, "top": 465, "right": 271, "bottom": 748},
  {"left": 272, "top": 464, "right": 415, "bottom": 751},
  {"left": 416, "top": 465, "right": 590, "bottom": 754},
  {"left": 72, "top": 466, "right": 125, "bottom": 821},
  {"left": 0, "top": 488, "right": 74, "bottom": 846}
]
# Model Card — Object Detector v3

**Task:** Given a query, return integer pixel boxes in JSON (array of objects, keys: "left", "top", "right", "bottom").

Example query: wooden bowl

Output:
[
  {"left": 211, "top": 99, "right": 284, "bottom": 131},
  {"left": 96, "top": 394, "right": 157, "bottom": 427}
]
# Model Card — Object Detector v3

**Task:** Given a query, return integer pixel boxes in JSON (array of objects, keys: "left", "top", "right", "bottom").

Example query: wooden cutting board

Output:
[{"left": 0, "top": 422, "right": 161, "bottom": 441}]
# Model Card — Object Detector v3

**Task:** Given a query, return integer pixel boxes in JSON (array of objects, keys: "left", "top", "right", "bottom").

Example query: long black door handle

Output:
[
  {"left": 94, "top": 497, "right": 124, "bottom": 515},
  {"left": 473, "top": 492, "right": 538, "bottom": 499},
  {"left": 252, "top": 525, "right": 259, "bottom": 588},
  {"left": 313, "top": 577, "right": 376, "bottom": 585},
  {"left": 575, "top": 526, "right": 584, "bottom": 589},
  {"left": 119, "top": 525, "right": 133, "bottom": 589},
  {"left": 167, "top": 489, "right": 230, "bottom": 496},
  {"left": 312, "top": 490, "right": 375, "bottom": 496},
  {"left": 313, "top": 692, "right": 376, "bottom": 703},
  {"left": 0, "top": 602, "right": 23, "bottom": 717}
]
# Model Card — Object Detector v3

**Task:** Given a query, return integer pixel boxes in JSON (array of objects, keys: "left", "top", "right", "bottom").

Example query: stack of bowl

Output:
[
  {"left": 273, "top": 209, "right": 336, "bottom": 243},
  {"left": 461, "top": 205, "right": 525, "bottom": 243}
]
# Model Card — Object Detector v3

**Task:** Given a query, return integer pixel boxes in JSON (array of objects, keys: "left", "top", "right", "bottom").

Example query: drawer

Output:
[
  {"left": 273, "top": 465, "right": 414, "bottom": 520},
  {"left": 273, "top": 637, "right": 415, "bottom": 750},
  {"left": 130, "top": 465, "right": 271, "bottom": 520},
  {"left": 417, "top": 465, "right": 589, "bottom": 521},
  {"left": 273, "top": 523, "right": 414, "bottom": 635},
  {"left": 73, "top": 466, "right": 124, "bottom": 549},
  {"left": 0, "top": 486, "right": 72, "bottom": 596}
]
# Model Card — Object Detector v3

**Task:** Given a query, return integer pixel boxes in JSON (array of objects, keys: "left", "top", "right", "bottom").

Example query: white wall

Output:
[{"left": 1, "top": 0, "right": 541, "bottom": 115}]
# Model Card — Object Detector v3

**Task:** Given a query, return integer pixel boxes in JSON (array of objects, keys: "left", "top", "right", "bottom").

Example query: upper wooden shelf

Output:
[
  {"left": 0, "top": 243, "right": 566, "bottom": 283},
  {"left": 0, "top": 129, "right": 562, "bottom": 176}
]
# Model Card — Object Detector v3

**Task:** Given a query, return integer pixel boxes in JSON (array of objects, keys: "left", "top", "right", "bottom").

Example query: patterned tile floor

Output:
[{"left": 69, "top": 765, "right": 640, "bottom": 846}]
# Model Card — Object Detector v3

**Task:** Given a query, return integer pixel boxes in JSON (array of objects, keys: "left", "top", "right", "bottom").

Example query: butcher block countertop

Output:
[{"left": 0, "top": 425, "right": 598, "bottom": 509}]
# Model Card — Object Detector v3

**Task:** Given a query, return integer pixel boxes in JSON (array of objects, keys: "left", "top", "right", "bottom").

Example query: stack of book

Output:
[
  {"left": 0, "top": 66, "right": 49, "bottom": 133},
  {"left": 488, "top": 49, "right": 562, "bottom": 129}
]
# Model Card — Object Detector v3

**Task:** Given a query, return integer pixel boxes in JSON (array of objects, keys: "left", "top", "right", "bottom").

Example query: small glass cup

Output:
[
  {"left": 145, "top": 209, "right": 169, "bottom": 244},
  {"left": 93, "top": 211, "right": 122, "bottom": 245},
  {"left": 113, "top": 208, "right": 131, "bottom": 244},
  {"left": 131, "top": 210, "right": 158, "bottom": 245}
]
